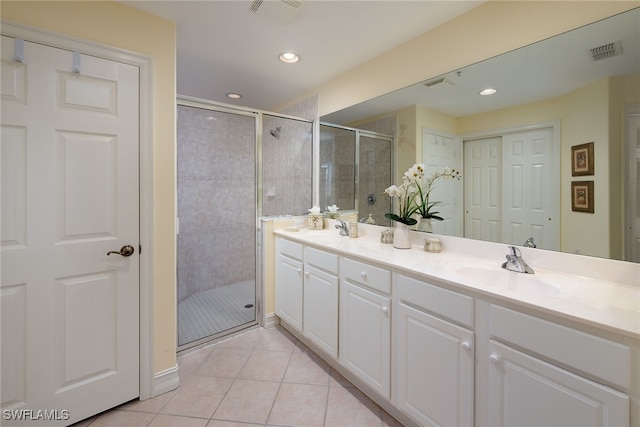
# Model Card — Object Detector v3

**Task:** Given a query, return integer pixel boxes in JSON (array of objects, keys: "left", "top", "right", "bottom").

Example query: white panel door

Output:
[
  {"left": 422, "top": 130, "right": 463, "bottom": 236},
  {"left": 502, "top": 129, "right": 558, "bottom": 249},
  {"left": 1, "top": 36, "right": 139, "bottom": 425},
  {"left": 463, "top": 137, "right": 502, "bottom": 243},
  {"left": 626, "top": 108, "right": 640, "bottom": 262}
]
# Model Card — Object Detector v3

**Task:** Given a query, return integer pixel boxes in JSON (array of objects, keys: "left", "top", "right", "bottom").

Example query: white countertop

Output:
[{"left": 273, "top": 222, "right": 640, "bottom": 340}]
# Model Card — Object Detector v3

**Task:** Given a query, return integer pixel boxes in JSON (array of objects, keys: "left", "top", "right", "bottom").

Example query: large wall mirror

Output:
[{"left": 321, "top": 8, "right": 640, "bottom": 263}]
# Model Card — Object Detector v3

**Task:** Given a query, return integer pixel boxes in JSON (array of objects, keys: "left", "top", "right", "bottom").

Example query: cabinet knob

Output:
[
  {"left": 296, "top": 268, "right": 302, "bottom": 275},
  {"left": 304, "top": 272, "right": 310, "bottom": 278},
  {"left": 360, "top": 271, "right": 367, "bottom": 280},
  {"left": 461, "top": 341, "right": 472, "bottom": 351},
  {"left": 381, "top": 306, "right": 389, "bottom": 314},
  {"left": 489, "top": 354, "right": 500, "bottom": 365}
]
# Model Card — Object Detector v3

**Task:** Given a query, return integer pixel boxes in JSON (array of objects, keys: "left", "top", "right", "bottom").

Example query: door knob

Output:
[{"left": 107, "top": 245, "right": 135, "bottom": 257}]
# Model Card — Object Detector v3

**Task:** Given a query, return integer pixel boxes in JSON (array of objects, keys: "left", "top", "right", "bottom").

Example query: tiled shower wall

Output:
[
  {"left": 177, "top": 106, "right": 256, "bottom": 302},
  {"left": 319, "top": 124, "right": 393, "bottom": 225},
  {"left": 262, "top": 115, "right": 313, "bottom": 216},
  {"left": 355, "top": 116, "right": 396, "bottom": 226},
  {"left": 319, "top": 126, "right": 356, "bottom": 212},
  {"left": 358, "top": 136, "right": 392, "bottom": 226}
]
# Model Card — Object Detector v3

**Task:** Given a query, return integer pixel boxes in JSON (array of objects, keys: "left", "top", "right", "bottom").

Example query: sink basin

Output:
[
  {"left": 455, "top": 266, "right": 561, "bottom": 296},
  {"left": 301, "top": 230, "right": 349, "bottom": 246}
]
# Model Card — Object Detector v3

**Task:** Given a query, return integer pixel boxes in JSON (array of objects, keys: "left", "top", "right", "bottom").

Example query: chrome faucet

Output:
[
  {"left": 501, "top": 246, "right": 535, "bottom": 274},
  {"left": 335, "top": 220, "right": 349, "bottom": 236},
  {"left": 523, "top": 237, "right": 536, "bottom": 248}
]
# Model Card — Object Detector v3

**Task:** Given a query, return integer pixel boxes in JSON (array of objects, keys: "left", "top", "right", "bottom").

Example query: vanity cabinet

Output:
[
  {"left": 275, "top": 238, "right": 304, "bottom": 331},
  {"left": 487, "top": 305, "right": 630, "bottom": 427},
  {"left": 339, "top": 257, "right": 392, "bottom": 399},
  {"left": 395, "top": 274, "right": 475, "bottom": 427},
  {"left": 273, "top": 232, "right": 638, "bottom": 427},
  {"left": 303, "top": 246, "right": 339, "bottom": 358}
]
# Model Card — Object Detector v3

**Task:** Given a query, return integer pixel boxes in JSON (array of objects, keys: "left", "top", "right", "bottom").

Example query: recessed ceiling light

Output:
[
  {"left": 226, "top": 93, "right": 242, "bottom": 99},
  {"left": 279, "top": 52, "right": 300, "bottom": 63},
  {"left": 480, "top": 88, "right": 497, "bottom": 96}
]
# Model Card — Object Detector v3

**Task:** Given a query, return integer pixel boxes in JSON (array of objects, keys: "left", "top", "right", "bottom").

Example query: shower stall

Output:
[
  {"left": 319, "top": 123, "right": 393, "bottom": 225},
  {"left": 177, "top": 98, "right": 312, "bottom": 350}
]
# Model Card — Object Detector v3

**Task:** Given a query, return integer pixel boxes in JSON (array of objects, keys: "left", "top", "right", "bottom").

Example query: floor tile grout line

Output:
[
  {"left": 322, "top": 374, "right": 331, "bottom": 427},
  {"left": 208, "top": 342, "right": 256, "bottom": 423},
  {"left": 263, "top": 338, "right": 297, "bottom": 427}
]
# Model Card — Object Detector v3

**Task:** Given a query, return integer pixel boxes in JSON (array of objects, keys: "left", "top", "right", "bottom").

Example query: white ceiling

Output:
[{"left": 119, "top": 0, "right": 483, "bottom": 110}]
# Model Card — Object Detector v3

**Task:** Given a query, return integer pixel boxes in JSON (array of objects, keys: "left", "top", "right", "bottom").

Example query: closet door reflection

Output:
[{"left": 177, "top": 105, "right": 257, "bottom": 349}]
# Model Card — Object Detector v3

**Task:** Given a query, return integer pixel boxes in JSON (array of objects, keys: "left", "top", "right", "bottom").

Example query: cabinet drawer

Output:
[
  {"left": 304, "top": 246, "right": 338, "bottom": 274},
  {"left": 397, "top": 274, "right": 474, "bottom": 328},
  {"left": 490, "top": 305, "right": 631, "bottom": 390},
  {"left": 276, "top": 237, "right": 303, "bottom": 260},
  {"left": 341, "top": 257, "right": 391, "bottom": 294}
]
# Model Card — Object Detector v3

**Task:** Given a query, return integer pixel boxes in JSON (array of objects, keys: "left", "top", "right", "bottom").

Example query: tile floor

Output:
[{"left": 74, "top": 326, "right": 404, "bottom": 427}]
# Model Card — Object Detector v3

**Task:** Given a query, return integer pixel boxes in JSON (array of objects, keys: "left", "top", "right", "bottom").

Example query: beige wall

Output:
[
  {"left": 609, "top": 75, "right": 640, "bottom": 258},
  {"left": 1, "top": 1, "right": 178, "bottom": 374}
]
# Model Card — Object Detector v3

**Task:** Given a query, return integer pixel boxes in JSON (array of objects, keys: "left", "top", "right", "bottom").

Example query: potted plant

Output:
[{"left": 383, "top": 164, "right": 421, "bottom": 248}]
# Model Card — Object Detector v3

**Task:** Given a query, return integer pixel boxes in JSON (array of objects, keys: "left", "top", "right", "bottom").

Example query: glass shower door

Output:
[{"left": 177, "top": 104, "right": 257, "bottom": 349}]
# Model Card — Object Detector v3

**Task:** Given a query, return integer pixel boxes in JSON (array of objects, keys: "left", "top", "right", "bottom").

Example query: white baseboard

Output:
[
  {"left": 151, "top": 364, "right": 180, "bottom": 398},
  {"left": 265, "top": 312, "right": 280, "bottom": 328}
]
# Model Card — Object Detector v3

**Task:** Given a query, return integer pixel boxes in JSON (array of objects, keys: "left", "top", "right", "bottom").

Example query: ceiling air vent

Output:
[
  {"left": 424, "top": 76, "right": 455, "bottom": 88},
  {"left": 249, "top": 0, "right": 305, "bottom": 24},
  {"left": 588, "top": 40, "right": 622, "bottom": 61}
]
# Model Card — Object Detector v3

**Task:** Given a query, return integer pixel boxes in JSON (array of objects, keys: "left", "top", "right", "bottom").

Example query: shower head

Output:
[{"left": 270, "top": 126, "right": 281, "bottom": 138}]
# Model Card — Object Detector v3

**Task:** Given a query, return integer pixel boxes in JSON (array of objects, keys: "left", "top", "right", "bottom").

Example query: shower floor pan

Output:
[{"left": 178, "top": 280, "right": 255, "bottom": 346}]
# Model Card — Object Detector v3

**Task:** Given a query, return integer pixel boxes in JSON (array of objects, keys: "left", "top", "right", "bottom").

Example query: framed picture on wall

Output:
[
  {"left": 571, "top": 181, "right": 594, "bottom": 213},
  {"left": 571, "top": 142, "right": 594, "bottom": 176}
]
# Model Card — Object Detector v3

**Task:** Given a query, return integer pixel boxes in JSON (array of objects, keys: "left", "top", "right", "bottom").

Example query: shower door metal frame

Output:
[
  {"left": 176, "top": 95, "right": 314, "bottom": 352},
  {"left": 319, "top": 122, "right": 394, "bottom": 222}
]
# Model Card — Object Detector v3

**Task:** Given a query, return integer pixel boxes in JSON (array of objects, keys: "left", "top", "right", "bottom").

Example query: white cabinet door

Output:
[
  {"left": 275, "top": 251, "right": 303, "bottom": 332},
  {"left": 488, "top": 340, "right": 629, "bottom": 427},
  {"left": 396, "top": 302, "right": 474, "bottom": 427},
  {"left": 339, "top": 280, "right": 391, "bottom": 399},
  {"left": 303, "top": 264, "right": 338, "bottom": 358}
]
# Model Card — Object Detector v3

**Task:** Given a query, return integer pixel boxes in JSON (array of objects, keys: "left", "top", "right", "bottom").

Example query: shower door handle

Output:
[{"left": 107, "top": 245, "right": 135, "bottom": 257}]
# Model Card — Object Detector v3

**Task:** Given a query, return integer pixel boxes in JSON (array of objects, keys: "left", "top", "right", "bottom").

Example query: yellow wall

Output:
[
  {"left": 561, "top": 80, "right": 610, "bottom": 257},
  {"left": 1, "top": 1, "right": 178, "bottom": 374},
  {"left": 609, "top": 75, "right": 640, "bottom": 258}
]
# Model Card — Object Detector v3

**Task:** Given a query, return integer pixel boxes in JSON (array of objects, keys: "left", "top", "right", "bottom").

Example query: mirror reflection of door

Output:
[
  {"left": 464, "top": 137, "right": 502, "bottom": 243},
  {"left": 459, "top": 126, "right": 559, "bottom": 250},
  {"left": 422, "top": 129, "right": 463, "bottom": 236}
]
